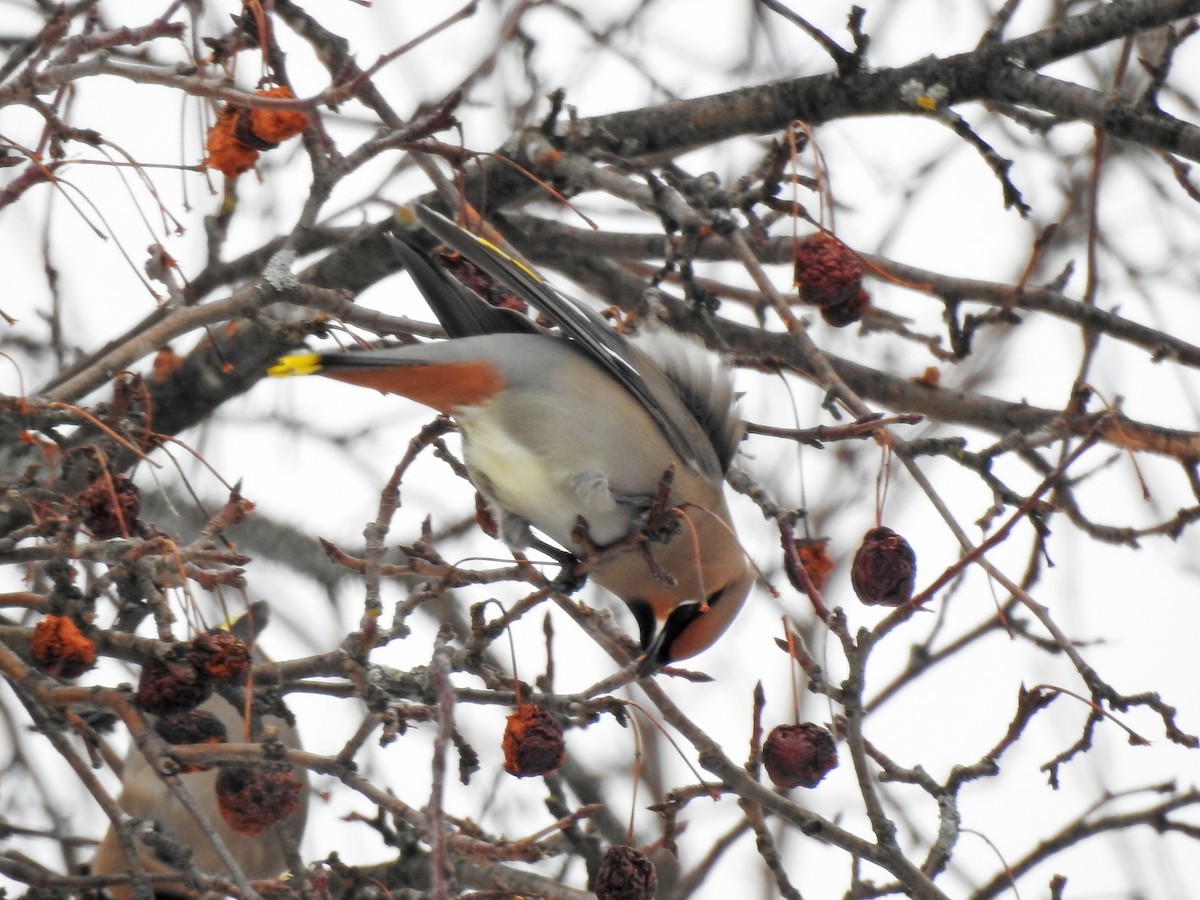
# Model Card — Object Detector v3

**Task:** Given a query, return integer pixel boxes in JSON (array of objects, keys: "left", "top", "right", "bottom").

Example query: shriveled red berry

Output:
[
  {"left": 502, "top": 703, "right": 565, "bottom": 777},
  {"left": 793, "top": 233, "right": 863, "bottom": 307},
  {"left": 154, "top": 709, "right": 228, "bottom": 773},
  {"left": 136, "top": 658, "right": 213, "bottom": 714},
  {"left": 851, "top": 526, "right": 917, "bottom": 606},
  {"left": 215, "top": 763, "right": 303, "bottom": 836},
  {"left": 155, "top": 708, "right": 228, "bottom": 743},
  {"left": 205, "top": 87, "right": 308, "bottom": 178},
  {"left": 786, "top": 538, "right": 834, "bottom": 595},
  {"left": 187, "top": 630, "right": 251, "bottom": 682},
  {"left": 595, "top": 844, "right": 657, "bottom": 900},
  {"left": 245, "top": 86, "right": 309, "bottom": 146},
  {"left": 76, "top": 473, "right": 140, "bottom": 539},
  {"left": 205, "top": 104, "right": 259, "bottom": 177},
  {"left": 30, "top": 615, "right": 96, "bottom": 679},
  {"left": 819, "top": 287, "right": 871, "bottom": 327},
  {"left": 762, "top": 722, "right": 838, "bottom": 789}
]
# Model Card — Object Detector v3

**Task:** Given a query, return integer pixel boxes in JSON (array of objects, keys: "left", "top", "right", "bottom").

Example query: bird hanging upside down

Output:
[{"left": 270, "top": 206, "right": 752, "bottom": 674}]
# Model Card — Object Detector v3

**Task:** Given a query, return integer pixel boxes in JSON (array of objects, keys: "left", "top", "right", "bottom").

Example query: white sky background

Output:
[{"left": 2, "top": 1, "right": 1200, "bottom": 897}]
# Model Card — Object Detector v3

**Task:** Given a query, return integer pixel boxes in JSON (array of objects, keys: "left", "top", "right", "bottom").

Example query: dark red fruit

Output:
[
  {"left": 215, "top": 763, "right": 303, "bottom": 836},
  {"left": 595, "top": 844, "right": 657, "bottom": 900},
  {"left": 502, "top": 703, "right": 565, "bottom": 777},
  {"left": 850, "top": 526, "right": 917, "bottom": 606},
  {"left": 793, "top": 233, "right": 864, "bottom": 307},
  {"left": 136, "top": 658, "right": 213, "bottom": 714},
  {"left": 187, "top": 631, "right": 251, "bottom": 682},
  {"left": 762, "top": 722, "right": 838, "bottom": 789},
  {"left": 819, "top": 287, "right": 870, "bottom": 327},
  {"left": 77, "top": 473, "right": 140, "bottom": 539},
  {"left": 154, "top": 710, "right": 228, "bottom": 773}
]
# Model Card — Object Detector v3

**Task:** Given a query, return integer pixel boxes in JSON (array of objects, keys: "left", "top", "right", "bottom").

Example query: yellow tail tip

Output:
[{"left": 268, "top": 353, "right": 323, "bottom": 378}]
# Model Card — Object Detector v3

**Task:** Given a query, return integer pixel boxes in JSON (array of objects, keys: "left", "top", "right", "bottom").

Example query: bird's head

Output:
[{"left": 629, "top": 559, "right": 755, "bottom": 677}]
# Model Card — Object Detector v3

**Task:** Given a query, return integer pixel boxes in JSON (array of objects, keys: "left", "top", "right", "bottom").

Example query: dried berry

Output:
[
  {"left": 595, "top": 845, "right": 657, "bottom": 900},
  {"left": 204, "top": 104, "right": 259, "bottom": 177},
  {"left": 819, "top": 287, "right": 870, "bottom": 327},
  {"left": 215, "top": 763, "right": 303, "bottom": 836},
  {"left": 762, "top": 722, "right": 838, "bottom": 789},
  {"left": 245, "top": 86, "right": 309, "bottom": 145},
  {"left": 76, "top": 473, "right": 140, "bottom": 539},
  {"left": 204, "top": 86, "right": 308, "bottom": 178},
  {"left": 154, "top": 709, "right": 228, "bottom": 772},
  {"left": 30, "top": 615, "right": 96, "bottom": 679},
  {"left": 155, "top": 708, "right": 228, "bottom": 745},
  {"left": 136, "top": 658, "right": 213, "bottom": 714},
  {"left": 793, "top": 233, "right": 864, "bottom": 308},
  {"left": 851, "top": 526, "right": 917, "bottom": 606},
  {"left": 502, "top": 703, "right": 565, "bottom": 777},
  {"left": 786, "top": 538, "right": 834, "bottom": 594},
  {"left": 187, "top": 631, "right": 251, "bottom": 682}
]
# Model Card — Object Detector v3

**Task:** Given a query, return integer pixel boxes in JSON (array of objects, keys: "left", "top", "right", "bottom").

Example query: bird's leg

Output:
[
  {"left": 573, "top": 470, "right": 677, "bottom": 584},
  {"left": 480, "top": 487, "right": 583, "bottom": 590},
  {"left": 543, "top": 516, "right": 610, "bottom": 595},
  {"left": 514, "top": 530, "right": 586, "bottom": 593},
  {"left": 623, "top": 468, "right": 682, "bottom": 586},
  {"left": 630, "top": 465, "right": 682, "bottom": 544},
  {"left": 579, "top": 513, "right": 677, "bottom": 590},
  {"left": 502, "top": 520, "right": 578, "bottom": 594},
  {"left": 602, "top": 466, "right": 683, "bottom": 545},
  {"left": 525, "top": 533, "right": 575, "bottom": 569}
]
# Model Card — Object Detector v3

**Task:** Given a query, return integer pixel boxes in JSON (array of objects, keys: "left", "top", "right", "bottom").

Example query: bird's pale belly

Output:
[{"left": 457, "top": 408, "right": 634, "bottom": 547}]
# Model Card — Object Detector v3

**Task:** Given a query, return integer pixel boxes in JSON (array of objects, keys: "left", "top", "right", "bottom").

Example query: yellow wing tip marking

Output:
[
  {"left": 408, "top": 203, "right": 545, "bottom": 283},
  {"left": 268, "top": 353, "right": 324, "bottom": 378},
  {"left": 472, "top": 234, "right": 543, "bottom": 284}
]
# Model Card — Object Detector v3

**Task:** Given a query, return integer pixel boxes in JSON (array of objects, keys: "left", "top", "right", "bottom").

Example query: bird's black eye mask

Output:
[
  {"left": 631, "top": 586, "right": 730, "bottom": 675},
  {"left": 627, "top": 599, "right": 658, "bottom": 651}
]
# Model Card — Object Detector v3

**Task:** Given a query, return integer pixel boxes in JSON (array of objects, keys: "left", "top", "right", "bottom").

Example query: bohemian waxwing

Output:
[{"left": 270, "top": 207, "right": 752, "bottom": 674}]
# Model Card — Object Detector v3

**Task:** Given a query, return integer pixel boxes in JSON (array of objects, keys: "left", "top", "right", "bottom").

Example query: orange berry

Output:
[{"left": 31, "top": 615, "right": 96, "bottom": 679}]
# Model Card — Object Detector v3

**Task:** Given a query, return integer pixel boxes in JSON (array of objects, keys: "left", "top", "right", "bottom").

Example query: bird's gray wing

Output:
[
  {"left": 414, "top": 206, "right": 727, "bottom": 480},
  {"left": 386, "top": 231, "right": 540, "bottom": 339}
]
